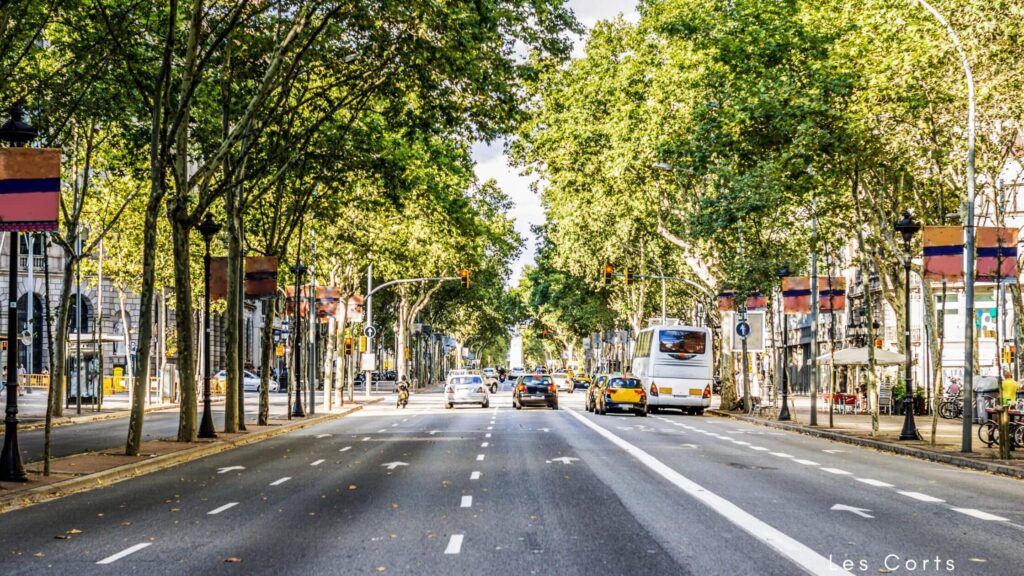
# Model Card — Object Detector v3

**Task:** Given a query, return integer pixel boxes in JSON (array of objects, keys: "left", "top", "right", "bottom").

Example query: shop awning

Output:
[{"left": 816, "top": 347, "right": 906, "bottom": 366}]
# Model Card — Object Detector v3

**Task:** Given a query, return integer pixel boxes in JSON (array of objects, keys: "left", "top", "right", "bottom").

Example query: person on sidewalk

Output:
[
  {"left": 16, "top": 364, "right": 26, "bottom": 396},
  {"left": 1000, "top": 369, "right": 1017, "bottom": 407}
]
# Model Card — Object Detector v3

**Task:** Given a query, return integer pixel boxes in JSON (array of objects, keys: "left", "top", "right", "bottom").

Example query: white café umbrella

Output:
[{"left": 816, "top": 347, "right": 906, "bottom": 366}]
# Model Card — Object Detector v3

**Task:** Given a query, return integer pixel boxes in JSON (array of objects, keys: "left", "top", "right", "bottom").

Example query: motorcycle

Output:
[{"left": 396, "top": 383, "right": 410, "bottom": 408}]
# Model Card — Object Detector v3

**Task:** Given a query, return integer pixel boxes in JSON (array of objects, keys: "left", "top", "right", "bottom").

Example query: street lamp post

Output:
[
  {"left": 777, "top": 265, "right": 792, "bottom": 421},
  {"left": 197, "top": 214, "right": 221, "bottom": 439},
  {"left": 0, "top": 106, "right": 37, "bottom": 482},
  {"left": 895, "top": 211, "right": 921, "bottom": 440},
  {"left": 291, "top": 261, "right": 307, "bottom": 417}
]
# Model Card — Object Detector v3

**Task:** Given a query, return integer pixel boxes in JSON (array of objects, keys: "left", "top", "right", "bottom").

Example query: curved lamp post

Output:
[
  {"left": 197, "top": 213, "right": 221, "bottom": 439},
  {"left": 290, "top": 261, "right": 307, "bottom": 417},
  {"left": 895, "top": 211, "right": 921, "bottom": 440},
  {"left": 0, "top": 106, "right": 37, "bottom": 482},
  {"left": 777, "top": 265, "right": 792, "bottom": 421}
]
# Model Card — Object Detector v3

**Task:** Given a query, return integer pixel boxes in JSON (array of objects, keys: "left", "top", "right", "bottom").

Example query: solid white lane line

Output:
[
  {"left": 856, "top": 478, "right": 893, "bottom": 488},
  {"left": 269, "top": 477, "right": 291, "bottom": 486},
  {"left": 96, "top": 543, "right": 152, "bottom": 565},
  {"left": 793, "top": 459, "right": 820, "bottom": 466},
  {"left": 476, "top": 454, "right": 485, "bottom": 461},
  {"left": 470, "top": 471, "right": 481, "bottom": 480},
  {"left": 340, "top": 446, "right": 352, "bottom": 452},
  {"left": 821, "top": 468, "right": 852, "bottom": 475},
  {"left": 485, "top": 433, "right": 492, "bottom": 438},
  {"left": 769, "top": 453, "right": 794, "bottom": 458},
  {"left": 311, "top": 459, "right": 325, "bottom": 466},
  {"left": 952, "top": 508, "right": 1009, "bottom": 521},
  {"left": 316, "top": 434, "right": 331, "bottom": 438},
  {"left": 481, "top": 442, "right": 489, "bottom": 447},
  {"left": 566, "top": 408, "right": 855, "bottom": 576},
  {"left": 445, "top": 534, "right": 464, "bottom": 554},
  {"left": 461, "top": 495, "right": 473, "bottom": 508},
  {"left": 898, "top": 491, "right": 945, "bottom": 503},
  {"left": 208, "top": 502, "right": 239, "bottom": 515},
  {"left": 362, "top": 437, "right": 371, "bottom": 441}
]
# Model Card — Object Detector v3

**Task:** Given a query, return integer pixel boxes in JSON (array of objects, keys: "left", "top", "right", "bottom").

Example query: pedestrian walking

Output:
[
  {"left": 1000, "top": 369, "right": 1017, "bottom": 407},
  {"left": 17, "top": 364, "right": 26, "bottom": 395}
]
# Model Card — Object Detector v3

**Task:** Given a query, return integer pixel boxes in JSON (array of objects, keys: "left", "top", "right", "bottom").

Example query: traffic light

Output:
[
  {"left": 603, "top": 264, "right": 613, "bottom": 285},
  {"left": 623, "top": 267, "right": 633, "bottom": 286},
  {"left": 459, "top": 268, "right": 470, "bottom": 289},
  {"left": 344, "top": 336, "right": 353, "bottom": 355}
]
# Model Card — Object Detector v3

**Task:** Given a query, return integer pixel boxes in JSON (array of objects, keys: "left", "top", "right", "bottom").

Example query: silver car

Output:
[{"left": 445, "top": 375, "right": 490, "bottom": 409}]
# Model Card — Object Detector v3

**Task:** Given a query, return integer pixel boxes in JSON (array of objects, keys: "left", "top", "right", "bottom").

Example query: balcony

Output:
[{"left": 18, "top": 255, "right": 46, "bottom": 271}]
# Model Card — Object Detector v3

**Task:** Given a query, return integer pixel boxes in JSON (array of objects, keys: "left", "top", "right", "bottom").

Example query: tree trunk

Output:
[
  {"left": 171, "top": 216, "right": 198, "bottom": 442},
  {"left": 51, "top": 254, "right": 75, "bottom": 417},
  {"left": 259, "top": 300, "right": 274, "bottom": 425}
]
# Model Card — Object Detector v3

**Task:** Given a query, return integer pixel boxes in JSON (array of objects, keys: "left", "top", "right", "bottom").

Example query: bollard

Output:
[{"left": 997, "top": 405, "right": 1011, "bottom": 460}]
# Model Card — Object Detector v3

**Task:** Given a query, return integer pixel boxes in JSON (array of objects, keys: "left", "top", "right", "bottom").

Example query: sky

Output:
[{"left": 472, "top": 0, "right": 640, "bottom": 286}]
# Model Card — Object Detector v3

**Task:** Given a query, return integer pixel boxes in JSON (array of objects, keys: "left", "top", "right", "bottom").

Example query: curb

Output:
[
  {"left": 0, "top": 398, "right": 382, "bottom": 515},
  {"left": 708, "top": 409, "right": 1024, "bottom": 480}
]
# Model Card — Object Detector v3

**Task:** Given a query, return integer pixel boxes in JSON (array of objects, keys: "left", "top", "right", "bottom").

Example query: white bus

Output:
[{"left": 631, "top": 325, "right": 713, "bottom": 414}]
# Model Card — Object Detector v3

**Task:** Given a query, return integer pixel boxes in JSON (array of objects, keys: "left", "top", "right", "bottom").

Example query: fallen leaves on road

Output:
[
  {"left": 376, "top": 566, "right": 387, "bottom": 572},
  {"left": 121, "top": 521, "right": 132, "bottom": 527},
  {"left": 348, "top": 484, "right": 358, "bottom": 490},
  {"left": 390, "top": 502, "right": 399, "bottom": 509},
  {"left": 224, "top": 557, "right": 242, "bottom": 563}
]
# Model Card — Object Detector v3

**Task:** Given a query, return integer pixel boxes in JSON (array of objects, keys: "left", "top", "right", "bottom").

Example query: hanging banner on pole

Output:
[
  {"left": 285, "top": 287, "right": 310, "bottom": 317},
  {"left": 716, "top": 290, "right": 767, "bottom": 311},
  {"left": 781, "top": 277, "right": 811, "bottom": 314},
  {"left": 244, "top": 256, "right": 278, "bottom": 299},
  {"left": 818, "top": 276, "right": 846, "bottom": 312},
  {"left": 976, "top": 226, "right": 1018, "bottom": 282},
  {"left": 0, "top": 148, "right": 60, "bottom": 231},
  {"left": 315, "top": 287, "right": 341, "bottom": 323},
  {"left": 922, "top": 226, "right": 964, "bottom": 282},
  {"left": 209, "top": 257, "right": 228, "bottom": 301},
  {"left": 347, "top": 295, "right": 364, "bottom": 323}
]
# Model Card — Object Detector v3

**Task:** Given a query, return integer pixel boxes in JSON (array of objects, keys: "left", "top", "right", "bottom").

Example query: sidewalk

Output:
[
  {"left": 711, "top": 395, "right": 1024, "bottom": 479},
  {"left": 0, "top": 397, "right": 383, "bottom": 514}
]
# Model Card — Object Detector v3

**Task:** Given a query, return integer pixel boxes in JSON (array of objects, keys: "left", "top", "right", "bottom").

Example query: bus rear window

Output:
[{"left": 659, "top": 330, "right": 706, "bottom": 355}]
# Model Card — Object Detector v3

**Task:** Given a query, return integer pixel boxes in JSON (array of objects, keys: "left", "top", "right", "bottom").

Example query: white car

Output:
[
  {"left": 482, "top": 367, "right": 497, "bottom": 379},
  {"left": 550, "top": 371, "right": 573, "bottom": 392},
  {"left": 215, "top": 370, "right": 280, "bottom": 393},
  {"left": 510, "top": 367, "right": 526, "bottom": 378},
  {"left": 445, "top": 375, "right": 490, "bottom": 409}
]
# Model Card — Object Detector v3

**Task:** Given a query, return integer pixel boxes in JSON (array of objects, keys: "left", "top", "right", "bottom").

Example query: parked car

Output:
[
  {"left": 594, "top": 374, "right": 646, "bottom": 416},
  {"left": 512, "top": 374, "right": 558, "bottom": 410},
  {"left": 445, "top": 375, "right": 490, "bottom": 409},
  {"left": 215, "top": 370, "right": 280, "bottom": 393}
]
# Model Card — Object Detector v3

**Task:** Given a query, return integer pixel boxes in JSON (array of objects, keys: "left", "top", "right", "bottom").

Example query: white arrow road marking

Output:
[
  {"left": 316, "top": 434, "right": 331, "bottom": 438},
  {"left": 445, "top": 534, "right": 464, "bottom": 555},
  {"left": 96, "top": 543, "right": 152, "bottom": 565},
  {"left": 461, "top": 495, "right": 473, "bottom": 508},
  {"left": 565, "top": 408, "right": 855, "bottom": 576},
  {"left": 831, "top": 504, "right": 874, "bottom": 518},
  {"left": 340, "top": 446, "right": 352, "bottom": 452},
  {"left": 208, "top": 502, "right": 239, "bottom": 515},
  {"left": 381, "top": 461, "right": 409, "bottom": 471},
  {"left": 953, "top": 508, "right": 1009, "bottom": 521},
  {"left": 549, "top": 457, "right": 579, "bottom": 465},
  {"left": 217, "top": 466, "right": 245, "bottom": 474},
  {"left": 311, "top": 459, "right": 325, "bottom": 466},
  {"left": 269, "top": 477, "right": 291, "bottom": 486},
  {"left": 822, "top": 449, "right": 845, "bottom": 454},
  {"left": 470, "top": 471, "right": 481, "bottom": 480}
]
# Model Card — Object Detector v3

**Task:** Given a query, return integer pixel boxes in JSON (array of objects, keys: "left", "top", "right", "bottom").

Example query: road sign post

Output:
[{"left": 737, "top": 309, "right": 751, "bottom": 413}]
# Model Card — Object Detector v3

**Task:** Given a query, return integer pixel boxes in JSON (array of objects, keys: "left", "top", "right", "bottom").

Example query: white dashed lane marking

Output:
[
  {"left": 821, "top": 468, "right": 852, "bottom": 475},
  {"left": 793, "top": 459, "right": 820, "bottom": 466},
  {"left": 316, "top": 434, "right": 331, "bottom": 438},
  {"left": 269, "top": 477, "right": 291, "bottom": 486},
  {"left": 856, "top": 478, "right": 893, "bottom": 488},
  {"left": 445, "top": 534, "right": 464, "bottom": 554},
  {"left": 311, "top": 459, "right": 325, "bottom": 466},
  {"left": 340, "top": 446, "right": 352, "bottom": 452},
  {"left": 481, "top": 442, "right": 489, "bottom": 447},
  {"left": 208, "top": 502, "right": 239, "bottom": 515},
  {"left": 769, "top": 453, "right": 794, "bottom": 458},
  {"left": 476, "top": 454, "right": 485, "bottom": 461},
  {"left": 461, "top": 495, "right": 473, "bottom": 508},
  {"left": 952, "top": 508, "right": 1009, "bottom": 521},
  {"left": 485, "top": 433, "right": 492, "bottom": 438},
  {"left": 899, "top": 491, "right": 945, "bottom": 503},
  {"left": 362, "top": 437, "right": 372, "bottom": 441},
  {"left": 470, "top": 471, "right": 481, "bottom": 480},
  {"left": 96, "top": 543, "right": 152, "bottom": 565},
  {"left": 748, "top": 446, "right": 770, "bottom": 451}
]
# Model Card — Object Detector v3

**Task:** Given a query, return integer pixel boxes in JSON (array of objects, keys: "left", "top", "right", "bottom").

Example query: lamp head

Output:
[
  {"left": 197, "top": 213, "right": 222, "bottom": 240},
  {"left": 0, "top": 106, "right": 37, "bottom": 146},
  {"left": 894, "top": 210, "right": 920, "bottom": 244}
]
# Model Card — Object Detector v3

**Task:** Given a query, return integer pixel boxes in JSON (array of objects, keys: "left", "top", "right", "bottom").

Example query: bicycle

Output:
[
  {"left": 977, "top": 402, "right": 1024, "bottom": 448},
  {"left": 938, "top": 394, "right": 962, "bottom": 419}
]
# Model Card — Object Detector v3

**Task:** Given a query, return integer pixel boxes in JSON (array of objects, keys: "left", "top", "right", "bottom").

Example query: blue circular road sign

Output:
[{"left": 736, "top": 321, "right": 751, "bottom": 338}]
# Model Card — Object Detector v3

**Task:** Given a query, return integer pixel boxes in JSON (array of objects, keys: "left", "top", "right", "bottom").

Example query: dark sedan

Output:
[{"left": 513, "top": 374, "right": 558, "bottom": 410}]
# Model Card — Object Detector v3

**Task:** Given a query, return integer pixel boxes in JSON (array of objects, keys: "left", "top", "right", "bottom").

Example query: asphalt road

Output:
[{"left": 1, "top": 390, "right": 1021, "bottom": 575}]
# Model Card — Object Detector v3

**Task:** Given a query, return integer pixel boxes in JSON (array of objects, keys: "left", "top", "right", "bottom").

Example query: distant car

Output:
[
  {"left": 215, "top": 370, "right": 280, "bottom": 393},
  {"left": 512, "top": 374, "right": 558, "bottom": 410},
  {"left": 446, "top": 369, "right": 470, "bottom": 386},
  {"left": 550, "top": 371, "right": 573, "bottom": 393},
  {"left": 595, "top": 374, "right": 646, "bottom": 416},
  {"left": 510, "top": 367, "right": 526, "bottom": 378},
  {"left": 572, "top": 375, "right": 592, "bottom": 391},
  {"left": 482, "top": 367, "right": 497, "bottom": 379},
  {"left": 445, "top": 375, "right": 490, "bottom": 409}
]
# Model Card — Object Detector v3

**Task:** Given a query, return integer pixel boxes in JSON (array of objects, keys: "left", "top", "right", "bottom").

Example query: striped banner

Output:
[
  {"left": 781, "top": 277, "right": 810, "bottom": 314},
  {"left": 976, "top": 227, "right": 1018, "bottom": 281},
  {"left": 0, "top": 148, "right": 61, "bottom": 231},
  {"left": 819, "top": 276, "right": 846, "bottom": 312},
  {"left": 244, "top": 256, "right": 278, "bottom": 299},
  {"left": 717, "top": 290, "right": 767, "bottom": 311},
  {"left": 922, "top": 226, "right": 964, "bottom": 282},
  {"left": 315, "top": 287, "right": 341, "bottom": 323}
]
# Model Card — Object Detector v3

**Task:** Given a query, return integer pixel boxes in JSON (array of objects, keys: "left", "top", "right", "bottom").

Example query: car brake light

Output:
[
  {"left": 703, "top": 385, "right": 711, "bottom": 399},
  {"left": 650, "top": 383, "right": 659, "bottom": 396},
  {"left": 517, "top": 384, "right": 526, "bottom": 392},
  {"left": 548, "top": 384, "right": 556, "bottom": 393}
]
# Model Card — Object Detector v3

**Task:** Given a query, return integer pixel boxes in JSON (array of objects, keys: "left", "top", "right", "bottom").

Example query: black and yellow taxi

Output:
[{"left": 594, "top": 374, "right": 647, "bottom": 417}]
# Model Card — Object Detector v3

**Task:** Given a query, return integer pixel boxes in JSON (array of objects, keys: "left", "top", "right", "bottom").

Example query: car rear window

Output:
[
  {"left": 659, "top": 330, "right": 706, "bottom": 355},
  {"left": 608, "top": 378, "right": 641, "bottom": 389},
  {"left": 452, "top": 376, "right": 482, "bottom": 385},
  {"left": 522, "top": 376, "right": 552, "bottom": 385}
]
